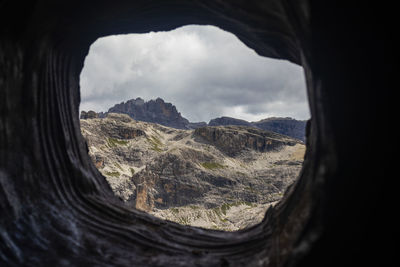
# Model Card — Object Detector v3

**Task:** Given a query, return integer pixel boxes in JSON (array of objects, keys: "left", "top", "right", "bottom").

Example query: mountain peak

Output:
[
  {"left": 80, "top": 97, "right": 307, "bottom": 141},
  {"left": 107, "top": 97, "right": 191, "bottom": 129},
  {"left": 208, "top": 116, "right": 253, "bottom": 127}
]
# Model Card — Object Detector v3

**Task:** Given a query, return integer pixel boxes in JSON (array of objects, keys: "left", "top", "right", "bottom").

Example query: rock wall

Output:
[
  {"left": 194, "top": 126, "right": 299, "bottom": 156},
  {"left": 253, "top": 117, "right": 307, "bottom": 142},
  {"left": 108, "top": 97, "right": 191, "bottom": 129},
  {"left": 0, "top": 1, "right": 394, "bottom": 267}
]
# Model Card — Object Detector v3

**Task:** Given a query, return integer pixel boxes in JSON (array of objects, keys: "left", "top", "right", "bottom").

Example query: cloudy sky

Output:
[{"left": 80, "top": 25, "right": 310, "bottom": 123}]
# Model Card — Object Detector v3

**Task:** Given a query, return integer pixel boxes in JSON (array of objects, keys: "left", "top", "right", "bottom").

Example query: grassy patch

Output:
[
  {"left": 240, "top": 201, "right": 257, "bottom": 208},
  {"left": 178, "top": 216, "right": 190, "bottom": 225},
  {"left": 152, "top": 129, "right": 163, "bottom": 138},
  {"left": 107, "top": 137, "right": 129, "bottom": 148},
  {"left": 170, "top": 208, "right": 180, "bottom": 214},
  {"left": 104, "top": 171, "right": 120, "bottom": 177},
  {"left": 129, "top": 168, "right": 135, "bottom": 176},
  {"left": 200, "top": 162, "right": 225, "bottom": 170},
  {"left": 168, "top": 147, "right": 178, "bottom": 153},
  {"left": 220, "top": 203, "right": 231, "bottom": 215},
  {"left": 215, "top": 201, "right": 257, "bottom": 217},
  {"left": 147, "top": 135, "right": 163, "bottom": 152},
  {"left": 244, "top": 186, "right": 258, "bottom": 193},
  {"left": 195, "top": 212, "right": 202, "bottom": 220},
  {"left": 236, "top": 171, "right": 247, "bottom": 177},
  {"left": 114, "top": 162, "right": 124, "bottom": 171},
  {"left": 213, "top": 207, "right": 223, "bottom": 218}
]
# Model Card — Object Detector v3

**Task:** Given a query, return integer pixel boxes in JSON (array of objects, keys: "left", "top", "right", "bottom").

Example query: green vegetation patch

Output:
[
  {"left": 220, "top": 203, "right": 231, "bottom": 215},
  {"left": 211, "top": 225, "right": 222, "bottom": 230},
  {"left": 129, "top": 168, "right": 135, "bottom": 176},
  {"left": 178, "top": 216, "right": 190, "bottom": 225},
  {"left": 170, "top": 207, "right": 180, "bottom": 214},
  {"left": 200, "top": 162, "right": 225, "bottom": 170},
  {"left": 147, "top": 135, "right": 163, "bottom": 152},
  {"left": 114, "top": 162, "right": 124, "bottom": 171},
  {"left": 212, "top": 207, "right": 223, "bottom": 218},
  {"left": 107, "top": 137, "right": 129, "bottom": 148},
  {"left": 104, "top": 171, "right": 120, "bottom": 177},
  {"left": 244, "top": 186, "right": 258, "bottom": 193},
  {"left": 214, "top": 201, "right": 257, "bottom": 217}
]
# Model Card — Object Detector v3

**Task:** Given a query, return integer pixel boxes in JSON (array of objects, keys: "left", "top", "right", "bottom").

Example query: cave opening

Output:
[
  {"left": 78, "top": 25, "right": 310, "bottom": 231},
  {"left": 3, "top": 1, "right": 390, "bottom": 266}
]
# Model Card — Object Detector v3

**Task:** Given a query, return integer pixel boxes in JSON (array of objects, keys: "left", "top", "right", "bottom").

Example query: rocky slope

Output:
[
  {"left": 80, "top": 113, "right": 305, "bottom": 231},
  {"left": 81, "top": 97, "right": 307, "bottom": 141}
]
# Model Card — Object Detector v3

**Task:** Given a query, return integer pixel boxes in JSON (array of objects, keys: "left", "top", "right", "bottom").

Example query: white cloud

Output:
[{"left": 80, "top": 25, "right": 310, "bottom": 122}]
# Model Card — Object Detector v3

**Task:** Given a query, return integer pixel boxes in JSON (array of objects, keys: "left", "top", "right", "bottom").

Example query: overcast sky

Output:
[{"left": 80, "top": 25, "right": 310, "bottom": 123}]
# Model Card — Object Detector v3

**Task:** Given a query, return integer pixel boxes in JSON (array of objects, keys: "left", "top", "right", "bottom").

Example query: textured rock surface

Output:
[
  {"left": 80, "top": 110, "right": 98, "bottom": 119},
  {"left": 194, "top": 125, "right": 299, "bottom": 156},
  {"left": 81, "top": 113, "right": 305, "bottom": 230},
  {"left": 107, "top": 97, "right": 194, "bottom": 129},
  {"left": 209, "top": 116, "right": 254, "bottom": 127},
  {"left": 0, "top": 1, "right": 393, "bottom": 267},
  {"left": 252, "top": 117, "right": 307, "bottom": 142},
  {"left": 209, "top": 116, "right": 307, "bottom": 142}
]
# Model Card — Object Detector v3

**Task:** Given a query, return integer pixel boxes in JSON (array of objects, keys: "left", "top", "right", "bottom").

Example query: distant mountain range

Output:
[{"left": 81, "top": 97, "right": 307, "bottom": 142}]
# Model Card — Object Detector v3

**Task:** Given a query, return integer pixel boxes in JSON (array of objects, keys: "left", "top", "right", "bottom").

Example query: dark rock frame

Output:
[{"left": 0, "top": 1, "right": 393, "bottom": 266}]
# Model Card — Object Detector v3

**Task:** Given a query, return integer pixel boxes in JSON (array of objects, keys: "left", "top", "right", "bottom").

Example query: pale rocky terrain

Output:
[{"left": 80, "top": 113, "right": 305, "bottom": 231}]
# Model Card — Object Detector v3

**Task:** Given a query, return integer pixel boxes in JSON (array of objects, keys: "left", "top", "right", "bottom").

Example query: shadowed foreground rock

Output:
[{"left": 0, "top": 1, "right": 393, "bottom": 267}]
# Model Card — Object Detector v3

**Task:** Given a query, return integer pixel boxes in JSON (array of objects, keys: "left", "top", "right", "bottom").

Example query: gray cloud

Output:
[{"left": 80, "top": 25, "right": 310, "bottom": 122}]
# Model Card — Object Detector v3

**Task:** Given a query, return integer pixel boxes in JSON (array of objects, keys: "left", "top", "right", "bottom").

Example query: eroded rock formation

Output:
[
  {"left": 81, "top": 113, "right": 305, "bottom": 230},
  {"left": 107, "top": 97, "right": 194, "bottom": 129},
  {"left": 194, "top": 126, "right": 299, "bottom": 156},
  {"left": 208, "top": 116, "right": 307, "bottom": 142}
]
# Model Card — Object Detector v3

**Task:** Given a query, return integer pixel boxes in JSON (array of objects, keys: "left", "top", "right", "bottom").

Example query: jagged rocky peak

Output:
[
  {"left": 80, "top": 110, "right": 98, "bottom": 119},
  {"left": 80, "top": 97, "right": 307, "bottom": 141},
  {"left": 130, "top": 97, "right": 145, "bottom": 106},
  {"left": 108, "top": 97, "right": 192, "bottom": 129}
]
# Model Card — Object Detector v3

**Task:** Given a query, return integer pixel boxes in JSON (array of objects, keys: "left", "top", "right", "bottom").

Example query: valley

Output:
[{"left": 80, "top": 112, "right": 305, "bottom": 231}]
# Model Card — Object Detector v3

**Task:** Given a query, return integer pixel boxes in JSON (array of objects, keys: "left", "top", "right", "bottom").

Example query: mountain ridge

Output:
[{"left": 81, "top": 97, "right": 307, "bottom": 141}]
